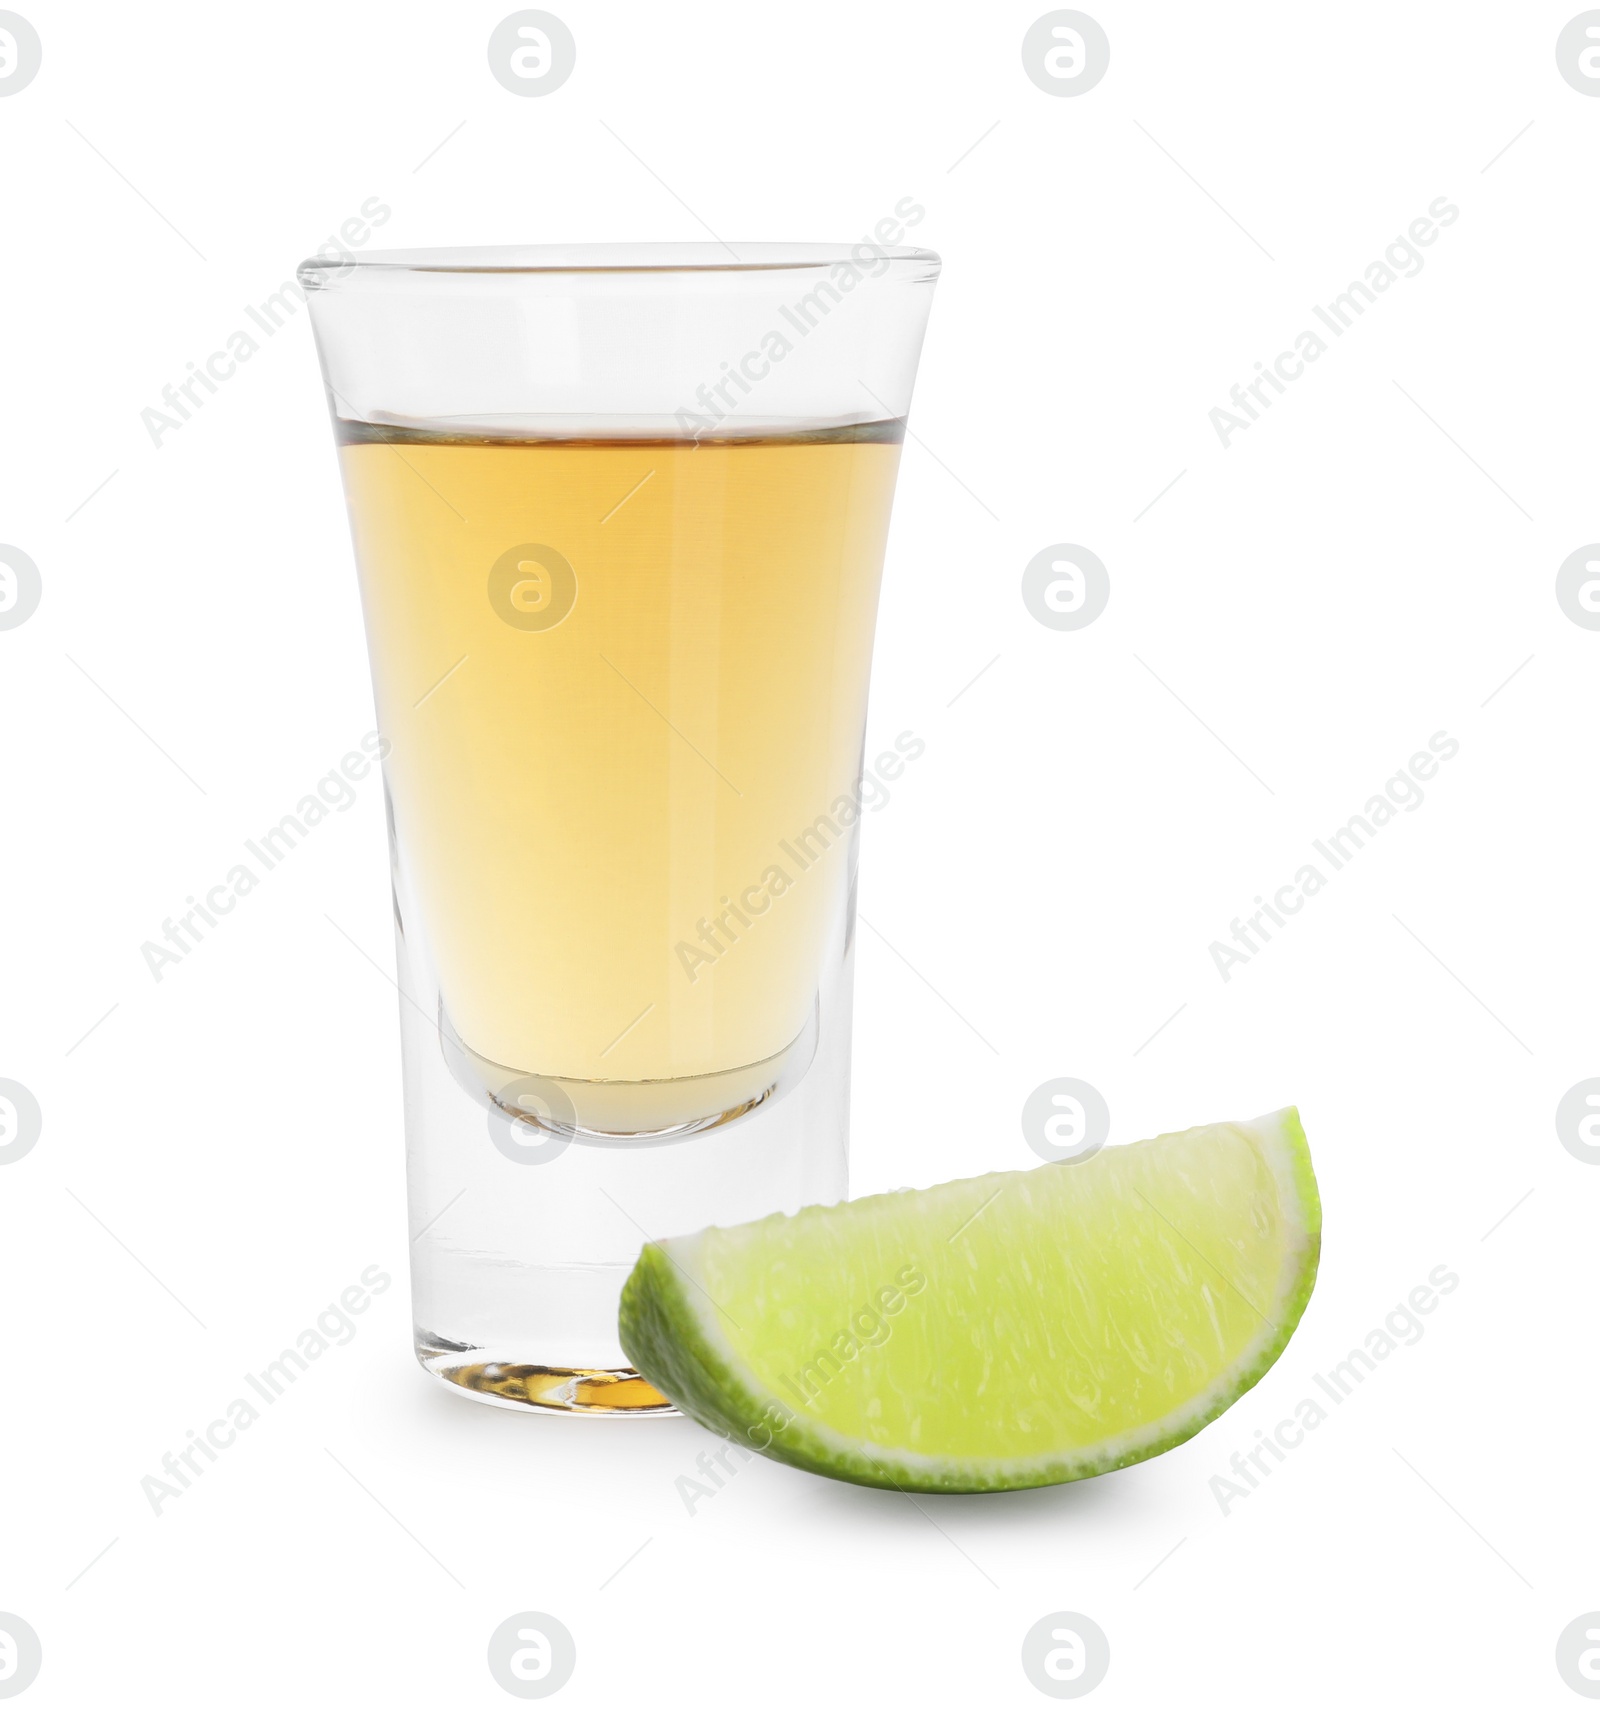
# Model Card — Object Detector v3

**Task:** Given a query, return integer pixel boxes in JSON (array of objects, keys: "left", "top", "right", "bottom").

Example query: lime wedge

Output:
[{"left": 618, "top": 1108, "right": 1320, "bottom": 1492}]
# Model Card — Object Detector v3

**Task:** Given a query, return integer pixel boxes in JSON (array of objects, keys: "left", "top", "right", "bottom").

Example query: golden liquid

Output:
[{"left": 339, "top": 422, "right": 902, "bottom": 1114}]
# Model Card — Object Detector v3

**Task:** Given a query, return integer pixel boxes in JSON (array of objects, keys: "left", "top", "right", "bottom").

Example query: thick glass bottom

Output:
[
  {"left": 398, "top": 916, "right": 855, "bottom": 1411},
  {"left": 418, "top": 1337, "right": 674, "bottom": 1414}
]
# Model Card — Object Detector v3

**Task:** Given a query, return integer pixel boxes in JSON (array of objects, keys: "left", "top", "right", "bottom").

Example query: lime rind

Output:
[{"left": 618, "top": 1107, "right": 1321, "bottom": 1494}]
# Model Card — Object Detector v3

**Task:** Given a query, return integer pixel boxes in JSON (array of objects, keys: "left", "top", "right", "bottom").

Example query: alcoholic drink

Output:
[
  {"left": 305, "top": 242, "right": 937, "bottom": 1404},
  {"left": 340, "top": 419, "right": 903, "bottom": 1134}
]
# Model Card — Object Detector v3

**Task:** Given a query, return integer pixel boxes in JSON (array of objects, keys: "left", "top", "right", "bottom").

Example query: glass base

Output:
[
  {"left": 398, "top": 921, "right": 855, "bottom": 1412},
  {"left": 418, "top": 1337, "right": 674, "bottom": 1415}
]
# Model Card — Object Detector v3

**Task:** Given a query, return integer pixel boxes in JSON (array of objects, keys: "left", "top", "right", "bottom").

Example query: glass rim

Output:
[{"left": 297, "top": 242, "right": 942, "bottom": 281}]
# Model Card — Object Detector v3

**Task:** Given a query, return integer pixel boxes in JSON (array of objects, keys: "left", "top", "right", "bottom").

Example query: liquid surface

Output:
[{"left": 339, "top": 422, "right": 902, "bottom": 1088}]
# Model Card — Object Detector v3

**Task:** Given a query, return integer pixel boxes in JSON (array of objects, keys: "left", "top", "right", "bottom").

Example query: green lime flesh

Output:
[{"left": 618, "top": 1108, "right": 1321, "bottom": 1493}]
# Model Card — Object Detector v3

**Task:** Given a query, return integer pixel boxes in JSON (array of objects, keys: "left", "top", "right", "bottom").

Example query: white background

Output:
[{"left": 3, "top": 2, "right": 1598, "bottom": 1705}]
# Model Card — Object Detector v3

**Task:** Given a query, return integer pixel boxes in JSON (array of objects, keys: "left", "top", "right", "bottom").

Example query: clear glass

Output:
[{"left": 301, "top": 243, "right": 939, "bottom": 1412}]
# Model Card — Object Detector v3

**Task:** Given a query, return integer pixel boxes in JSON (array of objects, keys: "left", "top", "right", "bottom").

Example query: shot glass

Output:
[{"left": 302, "top": 243, "right": 939, "bottom": 1412}]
